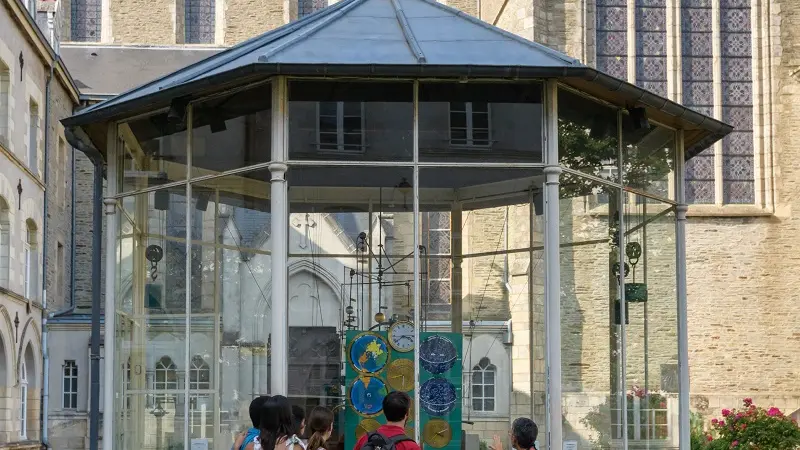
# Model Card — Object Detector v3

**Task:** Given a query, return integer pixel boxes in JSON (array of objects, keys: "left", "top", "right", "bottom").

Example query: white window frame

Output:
[
  {"left": 153, "top": 356, "right": 177, "bottom": 406},
  {"left": 63, "top": 360, "right": 78, "bottom": 409},
  {"left": 448, "top": 102, "right": 492, "bottom": 148},
  {"left": 189, "top": 355, "right": 212, "bottom": 438},
  {"left": 20, "top": 361, "right": 28, "bottom": 439},
  {"left": 316, "top": 101, "right": 366, "bottom": 155},
  {"left": 470, "top": 357, "right": 496, "bottom": 412},
  {"left": 28, "top": 101, "right": 39, "bottom": 177}
]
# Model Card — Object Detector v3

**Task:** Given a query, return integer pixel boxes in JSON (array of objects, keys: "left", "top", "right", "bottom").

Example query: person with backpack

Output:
[
  {"left": 352, "top": 392, "right": 420, "bottom": 450},
  {"left": 233, "top": 395, "right": 270, "bottom": 450},
  {"left": 489, "top": 418, "right": 538, "bottom": 450}
]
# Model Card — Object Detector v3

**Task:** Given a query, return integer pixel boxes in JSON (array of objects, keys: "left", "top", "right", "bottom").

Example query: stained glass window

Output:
[
  {"left": 298, "top": 0, "right": 327, "bottom": 18},
  {"left": 70, "top": 0, "right": 101, "bottom": 42},
  {"left": 720, "top": 0, "right": 754, "bottom": 203},
  {"left": 596, "top": 0, "right": 628, "bottom": 79},
  {"left": 635, "top": 0, "right": 667, "bottom": 97},
  {"left": 681, "top": 0, "right": 716, "bottom": 203},
  {"left": 185, "top": 0, "right": 216, "bottom": 44}
]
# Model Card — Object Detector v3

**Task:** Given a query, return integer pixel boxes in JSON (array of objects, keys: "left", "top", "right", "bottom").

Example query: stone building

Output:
[
  {"left": 41, "top": 0, "right": 800, "bottom": 449},
  {"left": 0, "top": 0, "right": 79, "bottom": 448}
]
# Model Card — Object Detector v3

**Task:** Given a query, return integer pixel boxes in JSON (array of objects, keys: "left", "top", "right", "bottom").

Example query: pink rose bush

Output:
[{"left": 693, "top": 399, "right": 800, "bottom": 450}]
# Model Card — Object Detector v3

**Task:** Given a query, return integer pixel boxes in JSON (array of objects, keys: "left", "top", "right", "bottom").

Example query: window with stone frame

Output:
[
  {"left": 70, "top": 0, "right": 101, "bottom": 42},
  {"left": 0, "top": 59, "right": 9, "bottom": 147},
  {"left": 28, "top": 100, "right": 39, "bottom": 177},
  {"left": 24, "top": 220, "right": 38, "bottom": 301},
  {"left": 317, "top": 101, "right": 365, "bottom": 154},
  {"left": 20, "top": 361, "right": 28, "bottom": 439},
  {"left": 185, "top": 0, "right": 216, "bottom": 44},
  {"left": 63, "top": 360, "right": 78, "bottom": 409},
  {"left": 153, "top": 356, "right": 178, "bottom": 407},
  {"left": 595, "top": 0, "right": 756, "bottom": 205},
  {"left": 298, "top": 0, "right": 327, "bottom": 18},
  {"left": 0, "top": 197, "right": 9, "bottom": 288},
  {"left": 449, "top": 102, "right": 491, "bottom": 147},
  {"left": 471, "top": 357, "right": 496, "bottom": 412},
  {"left": 189, "top": 355, "right": 212, "bottom": 438},
  {"left": 421, "top": 212, "right": 451, "bottom": 321}
]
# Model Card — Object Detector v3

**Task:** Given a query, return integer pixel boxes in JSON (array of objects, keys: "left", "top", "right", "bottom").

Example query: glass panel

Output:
[
  {"left": 288, "top": 81, "right": 413, "bottom": 161},
  {"left": 621, "top": 119, "right": 675, "bottom": 201},
  {"left": 623, "top": 194, "right": 677, "bottom": 443},
  {"left": 190, "top": 82, "right": 272, "bottom": 177},
  {"left": 419, "top": 82, "right": 543, "bottom": 163},
  {"left": 118, "top": 111, "right": 190, "bottom": 195},
  {"left": 418, "top": 167, "right": 545, "bottom": 445},
  {"left": 287, "top": 166, "right": 414, "bottom": 450},
  {"left": 558, "top": 88, "right": 620, "bottom": 183},
  {"left": 115, "top": 190, "right": 188, "bottom": 450},
  {"left": 191, "top": 170, "right": 273, "bottom": 446},
  {"left": 560, "top": 176, "right": 623, "bottom": 447}
]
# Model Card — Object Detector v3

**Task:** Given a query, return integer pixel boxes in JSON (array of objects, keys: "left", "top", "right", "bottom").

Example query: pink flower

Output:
[
  {"left": 711, "top": 419, "right": 719, "bottom": 425},
  {"left": 743, "top": 398, "right": 753, "bottom": 407},
  {"left": 732, "top": 441, "right": 739, "bottom": 448},
  {"left": 707, "top": 435, "right": 713, "bottom": 442},
  {"left": 719, "top": 420, "right": 726, "bottom": 427},
  {"left": 767, "top": 407, "right": 782, "bottom": 417},
  {"left": 722, "top": 409, "right": 731, "bottom": 417}
]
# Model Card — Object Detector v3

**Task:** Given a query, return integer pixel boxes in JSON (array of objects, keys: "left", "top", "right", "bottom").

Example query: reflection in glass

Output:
[
  {"left": 288, "top": 81, "right": 413, "bottom": 161},
  {"left": 621, "top": 119, "right": 676, "bottom": 201},
  {"left": 559, "top": 176, "right": 622, "bottom": 448},
  {"left": 190, "top": 82, "right": 272, "bottom": 176},
  {"left": 118, "top": 111, "right": 190, "bottom": 194},
  {"left": 623, "top": 195, "right": 677, "bottom": 444},
  {"left": 418, "top": 167, "right": 545, "bottom": 443},
  {"left": 115, "top": 169, "right": 273, "bottom": 450},
  {"left": 558, "top": 88, "right": 620, "bottom": 184},
  {"left": 419, "top": 82, "right": 543, "bottom": 162}
]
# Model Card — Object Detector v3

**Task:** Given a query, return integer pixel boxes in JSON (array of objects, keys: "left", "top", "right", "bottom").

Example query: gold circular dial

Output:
[
  {"left": 386, "top": 359, "right": 415, "bottom": 392},
  {"left": 423, "top": 419, "right": 452, "bottom": 448},
  {"left": 405, "top": 426, "right": 414, "bottom": 438},
  {"left": 355, "top": 418, "right": 382, "bottom": 440}
]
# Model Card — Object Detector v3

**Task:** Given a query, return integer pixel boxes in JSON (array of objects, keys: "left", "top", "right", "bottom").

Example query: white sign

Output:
[
  {"left": 191, "top": 439, "right": 209, "bottom": 450},
  {"left": 563, "top": 440, "right": 578, "bottom": 450}
]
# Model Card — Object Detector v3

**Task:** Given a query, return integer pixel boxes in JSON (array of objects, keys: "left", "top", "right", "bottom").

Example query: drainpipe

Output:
[{"left": 40, "top": 57, "right": 55, "bottom": 450}]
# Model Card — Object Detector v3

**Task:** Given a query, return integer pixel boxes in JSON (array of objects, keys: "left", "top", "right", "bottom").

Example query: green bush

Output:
[{"left": 697, "top": 399, "right": 800, "bottom": 450}]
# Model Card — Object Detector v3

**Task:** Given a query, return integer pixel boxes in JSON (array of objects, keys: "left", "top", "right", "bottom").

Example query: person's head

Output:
[
  {"left": 249, "top": 396, "right": 270, "bottom": 428},
  {"left": 510, "top": 418, "right": 538, "bottom": 450},
  {"left": 259, "top": 395, "right": 295, "bottom": 449},
  {"left": 306, "top": 406, "right": 335, "bottom": 450},
  {"left": 292, "top": 404, "right": 306, "bottom": 436},
  {"left": 382, "top": 391, "right": 411, "bottom": 425}
]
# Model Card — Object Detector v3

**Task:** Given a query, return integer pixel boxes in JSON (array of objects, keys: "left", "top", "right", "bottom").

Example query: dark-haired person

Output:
[
  {"left": 293, "top": 404, "right": 307, "bottom": 438},
  {"left": 247, "top": 395, "right": 306, "bottom": 450},
  {"left": 305, "top": 406, "right": 335, "bottom": 450},
  {"left": 352, "top": 391, "right": 420, "bottom": 450},
  {"left": 233, "top": 395, "right": 270, "bottom": 450},
  {"left": 490, "top": 418, "right": 538, "bottom": 450}
]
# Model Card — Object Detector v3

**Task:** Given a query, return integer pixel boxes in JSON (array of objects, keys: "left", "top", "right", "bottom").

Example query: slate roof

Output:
[{"left": 61, "top": 0, "right": 732, "bottom": 157}]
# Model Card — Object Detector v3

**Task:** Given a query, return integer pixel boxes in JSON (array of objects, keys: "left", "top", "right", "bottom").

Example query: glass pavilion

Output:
[{"left": 62, "top": 0, "right": 731, "bottom": 449}]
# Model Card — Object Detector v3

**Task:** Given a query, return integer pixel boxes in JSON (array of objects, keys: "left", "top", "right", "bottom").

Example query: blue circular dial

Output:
[
  {"left": 419, "top": 335, "right": 457, "bottom": 374},
  {"left": 420, "top": 378, "right": 457, "bottom": 417},
  {"left": 349, "top": 376, "right": 388, "bottom": 417}
]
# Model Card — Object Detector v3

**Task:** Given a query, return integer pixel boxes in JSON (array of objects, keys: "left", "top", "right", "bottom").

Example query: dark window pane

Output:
[
  {"left": 485, "top": 399, "right": 495, "bottom": 411},
  {"left": 343, "top": 117, "right": 361, "bottom": 133},
  {"left": 319, "top": 102, "right": 337, "bottom": 116},
  {"left": 319, "top": 116, "right": 337, "bottom": 132},
  {"left": 472, "top": 399, "right": 482, "bottom": 411},
  {"left": 343, "top": 102, "right": 361, "bottom": 116},
  {"left": 450, "top": 112, "right": 467, "bottom": 128}
]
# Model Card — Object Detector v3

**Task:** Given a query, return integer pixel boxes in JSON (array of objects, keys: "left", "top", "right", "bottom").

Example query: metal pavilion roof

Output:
[{"left": 62, "top": 0, "right": 732, "bottom": 157}]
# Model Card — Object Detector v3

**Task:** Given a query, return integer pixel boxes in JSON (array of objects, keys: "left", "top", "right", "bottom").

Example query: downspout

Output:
[{"left": 41, "top": 57, "right": 55, "bottom": 450}]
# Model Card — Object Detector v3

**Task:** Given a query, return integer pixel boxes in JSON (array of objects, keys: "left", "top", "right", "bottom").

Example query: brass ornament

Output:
[{"left": 355, "top": 418, "right": 382, "bottom": 440}]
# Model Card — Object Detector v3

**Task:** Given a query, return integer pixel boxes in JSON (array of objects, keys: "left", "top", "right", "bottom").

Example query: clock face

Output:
[
  {"left": 388, "top": 321, "right": 415, "bottom": 352},
  {"left": 420, "top": 378, "right": 457, "bottom": 417},
  {"left": 423, "top": 419, "right": 453, "bottom": 448},
  {"left": 419, "top": 335, "right": 458, "bottom": 375},
  {"left": 386, "top": 359, "right": 415, "bottom": 392}
]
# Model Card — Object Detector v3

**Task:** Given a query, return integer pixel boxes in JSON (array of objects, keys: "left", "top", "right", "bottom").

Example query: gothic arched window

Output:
[{"left": 471, "top": 357, "right": 496, "bottom": 412}]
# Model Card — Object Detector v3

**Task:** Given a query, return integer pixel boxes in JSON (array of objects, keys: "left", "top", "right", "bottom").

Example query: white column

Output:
[
  {"left": 270, "top": 76, "right": 289, "bottom": 395},
  {"left": 675, "top": 130, "right": 690, "bottom": 450},
  {"left": 102, "top": 126, "right": 118, "bottom": 450},
  {"left": 543, "top": 79, "right": 562, "bottom": 450}
]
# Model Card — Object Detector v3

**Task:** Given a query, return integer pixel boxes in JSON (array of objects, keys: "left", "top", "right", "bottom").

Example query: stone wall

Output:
[{"left": 72, "top": 152, "right": 104, "bottom": 310}]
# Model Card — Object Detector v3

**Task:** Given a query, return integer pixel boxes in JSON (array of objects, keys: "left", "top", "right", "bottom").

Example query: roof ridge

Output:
[
  {"left": 390, "top": 0, "right": 427, "bottom": 63},
  {"left": 418, "top": 0, "right": 582, "bottom": 66},
  {"left": 259, "top": 0, "right": 367, "bottom": 62}
]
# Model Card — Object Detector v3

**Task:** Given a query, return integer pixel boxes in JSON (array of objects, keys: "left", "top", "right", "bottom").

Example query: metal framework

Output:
[{"left": 96, "top": 75, "right": 693, "bottom": 450}]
